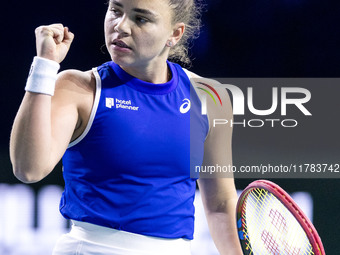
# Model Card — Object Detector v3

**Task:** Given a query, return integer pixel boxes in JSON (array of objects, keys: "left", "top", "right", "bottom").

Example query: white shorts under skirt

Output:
[{"left": 52, "top": 220, "right": 191, "bottom": 255}]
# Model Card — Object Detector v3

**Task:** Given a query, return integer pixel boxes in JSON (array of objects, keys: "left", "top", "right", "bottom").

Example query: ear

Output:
[{"left": 167, "top": 22, "right": 185, "bottom": 47}]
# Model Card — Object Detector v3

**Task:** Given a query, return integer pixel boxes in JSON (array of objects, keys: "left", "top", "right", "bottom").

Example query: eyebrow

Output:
[
  {"left": 110, "top": 1, "right": 158, "bottom": 18},
  {"left": 133, "top": 8, "right": 157, "bottom": 18}
]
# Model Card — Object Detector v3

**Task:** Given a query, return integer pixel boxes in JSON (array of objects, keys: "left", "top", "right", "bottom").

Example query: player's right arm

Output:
[{"left": 10, "top": 24, "right": 84, "bottom": 183}]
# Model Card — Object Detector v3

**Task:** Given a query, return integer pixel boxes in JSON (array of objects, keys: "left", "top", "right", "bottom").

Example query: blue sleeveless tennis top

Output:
[{"left": 60, "top": 61, "right": 209, "bottom": 239}]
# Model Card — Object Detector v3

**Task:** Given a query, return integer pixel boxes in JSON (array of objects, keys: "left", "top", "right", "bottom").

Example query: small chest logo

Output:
[
  {"left": 180, "top": 99, "right": 191, "bottom": 114},
  {"left": 106, "top": 98, "right": 115, "bottom": 108},
  {"left": 106, "top": 97, "right": 139, "bottom": 111}
]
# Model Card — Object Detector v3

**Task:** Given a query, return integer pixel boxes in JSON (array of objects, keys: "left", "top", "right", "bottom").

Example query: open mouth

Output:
[{"left": 113, "top": 40, "right": 131, "bottom": 49}]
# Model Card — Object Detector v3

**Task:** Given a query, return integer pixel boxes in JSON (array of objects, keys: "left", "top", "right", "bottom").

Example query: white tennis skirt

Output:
[{"left": 52, "top": 220, "right": 191, "bottom": 255}]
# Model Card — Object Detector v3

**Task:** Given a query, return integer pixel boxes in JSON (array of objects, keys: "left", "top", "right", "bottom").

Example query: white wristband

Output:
[{"left": 25, "top": 56, "right": 60, "bottom": 96}]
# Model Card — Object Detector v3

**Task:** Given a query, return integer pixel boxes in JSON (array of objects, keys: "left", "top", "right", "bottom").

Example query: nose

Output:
[{"left": 114, "top": 15, "right": 131, "bottom": 36}]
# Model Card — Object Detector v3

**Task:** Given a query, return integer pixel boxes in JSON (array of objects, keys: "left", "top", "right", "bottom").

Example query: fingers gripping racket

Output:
[{"left": 236, "top": 180, "right": 325, "bottom": 255}]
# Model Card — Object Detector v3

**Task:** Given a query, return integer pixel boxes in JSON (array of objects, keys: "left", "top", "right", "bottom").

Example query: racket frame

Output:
[{"left": 236, "top": 179, "right": 325, "bottom": 255}]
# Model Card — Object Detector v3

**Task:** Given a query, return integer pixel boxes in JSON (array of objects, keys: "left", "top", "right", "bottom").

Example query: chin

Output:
[{"left": 110, "top": 53, "right": 133, "bottom": 66}]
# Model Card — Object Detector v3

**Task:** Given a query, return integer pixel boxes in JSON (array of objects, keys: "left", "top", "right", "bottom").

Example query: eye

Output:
[
  {"left": 136, "top": 16, "right": 149, "bottom": 25},
  {"left": 110, "top": 7, "right": 122, "bottom": 17}
]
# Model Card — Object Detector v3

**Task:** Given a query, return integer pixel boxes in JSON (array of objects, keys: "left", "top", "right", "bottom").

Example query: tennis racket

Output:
[{"left": 236, "top": 180, "right": 325, "bottom": 255}]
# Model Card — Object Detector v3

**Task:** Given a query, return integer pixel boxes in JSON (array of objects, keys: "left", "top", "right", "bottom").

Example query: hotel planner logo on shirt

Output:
[{"left": 106, "top": 98, "right": 140, "bottom": 111}]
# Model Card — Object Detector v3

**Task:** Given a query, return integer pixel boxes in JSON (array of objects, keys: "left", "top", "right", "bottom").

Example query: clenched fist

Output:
[{"left": 35, "top": 23, "right": 74, "bottom": 63}]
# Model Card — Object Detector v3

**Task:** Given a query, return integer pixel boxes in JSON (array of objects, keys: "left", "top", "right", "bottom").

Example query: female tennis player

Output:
[{"left": 10, "top": 0, "right": 242, "bottom": 254}]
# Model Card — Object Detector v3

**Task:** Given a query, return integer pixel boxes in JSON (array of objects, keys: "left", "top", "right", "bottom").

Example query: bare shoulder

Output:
[
  {"left": 53, "top": 69, "right": 96, "bottom": 138},
  {"left": 183, "top": 68, "right": 226, "bottom": 96},
  {"left": 183, "top": 68, "right": 232, "bottom": 119},
  {"left": 56, "top": 69, "right": 95, "bottom": 93},
  {"left": 182, "top": 68, "right": 202, "bottom": 79}
]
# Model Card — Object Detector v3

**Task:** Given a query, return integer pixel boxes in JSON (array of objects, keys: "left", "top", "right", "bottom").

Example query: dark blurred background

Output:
[{"left": 1, "top": 0, "right": 339, "bottom": 254}]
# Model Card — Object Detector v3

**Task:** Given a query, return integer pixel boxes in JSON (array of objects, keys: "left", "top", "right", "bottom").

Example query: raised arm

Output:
[
  {"left": 10, "top": 24, "right": 80, "bottom": 183},
  {"left": 192, "top": 78, "right": 242, "bottom": 255}
]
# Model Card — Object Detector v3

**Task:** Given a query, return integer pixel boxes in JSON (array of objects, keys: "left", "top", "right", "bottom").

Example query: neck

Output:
[{"left": 120, "top": 60, "right": 170, "bottom": 84}]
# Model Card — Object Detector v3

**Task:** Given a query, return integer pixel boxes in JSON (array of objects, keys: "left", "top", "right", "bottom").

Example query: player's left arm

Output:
[{"left": 190, "top": 75, "right": 242, "bottom": 255}]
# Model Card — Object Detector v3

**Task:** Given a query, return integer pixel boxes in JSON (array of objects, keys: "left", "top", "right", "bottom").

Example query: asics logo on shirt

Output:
[{"left": 180, "top": 99, "right": 191, "bottom": 114}]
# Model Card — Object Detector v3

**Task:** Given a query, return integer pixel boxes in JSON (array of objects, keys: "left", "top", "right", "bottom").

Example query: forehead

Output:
[{"left": 109, "top": 0, "right": 171, "bottom": 15}]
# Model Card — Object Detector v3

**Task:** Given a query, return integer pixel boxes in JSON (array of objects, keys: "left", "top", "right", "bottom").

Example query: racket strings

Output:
[
  {"left": 256, "top": 190, "right": 302, "bottom": 254},
  {"left": 268, "top": 209, "right": 287, "bottom": 233},
  {"left": 253, "top": 188, "right": 313, "bottom": 255},
  {"left": 261, "top": 230, "right": 280, "bottom": 253},
  {"left": 240, "top": 188, "right": 314, "bottom": 255},
  {"left": 251, "top": 189, "right": 307, "bottom": 254}
]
